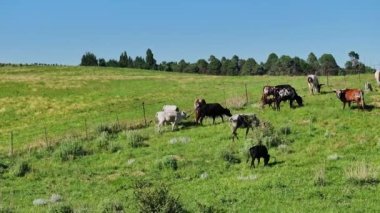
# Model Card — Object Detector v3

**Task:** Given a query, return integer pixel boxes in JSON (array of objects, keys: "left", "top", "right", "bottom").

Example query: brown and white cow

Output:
[{"left": 335, "top": 89, "right": 365, "bottom": 109}]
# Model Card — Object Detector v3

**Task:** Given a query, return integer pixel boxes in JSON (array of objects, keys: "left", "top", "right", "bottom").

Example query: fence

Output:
[{"left": 0, "top": 83, "right": 253, "bottom": 157}]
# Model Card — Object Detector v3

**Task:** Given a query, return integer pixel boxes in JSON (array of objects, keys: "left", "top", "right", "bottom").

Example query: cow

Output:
[
  {"left": 273, "top": 85, "right": 303, "bottom": 111},
  {"left": 156, "top": 110, "right": 187, "bottom": 132},
  {"left": 196, "top": 103, "right": 232, "bottom": 125},
  {"left": 261, "top": 95, "right": 276, "bottom": 109},
  {"left": 334, "top": 89, "right": 365, "bottom": 109},
  {"left": 375, "top": 70, "right": 380, "bottom": 87},
  {"left": 194, "top": 98, "right": 206, "bottom": 122},
  {"left": 307, "top": 74, "right": 324, "bottom": 95},
  {"left": 162, "top": 105, "right": 179, "bottom": 112},
  {"left": 247, "top": 144, "right": 270, "bottom": 168},
  {"left": 229, "top": 114, "right": 260, "bottom": 142}
]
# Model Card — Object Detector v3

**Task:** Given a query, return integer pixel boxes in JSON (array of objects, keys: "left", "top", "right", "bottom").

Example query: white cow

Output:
[
  {"left": 307, "top": 74, "right": 323, "bottom": 95},
  {"left": 156, "top": 110, "right": 187, "bottom": 132},
  {"left": 162, "top": 105, "right": 179, "bottom": 112},
  {"left": 375, "top": 70, "right": 380, "bottom": 87}
]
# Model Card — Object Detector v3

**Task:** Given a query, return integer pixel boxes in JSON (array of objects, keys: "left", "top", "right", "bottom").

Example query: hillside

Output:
[{"left": 1, "top": 66, "right": 380, "bottom": 212}]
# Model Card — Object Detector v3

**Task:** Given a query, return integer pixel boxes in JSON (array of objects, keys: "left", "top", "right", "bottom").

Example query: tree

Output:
[
  {"left": 241, "top": 58, "right": 258, "bottom": 75},
  {"left": 145, "top": 48, "right": 157, "bottom": 70},
  {"left": 319, "top": 54, "right": 340, "bottom": 85},
  {"left": 80, "top": 52, "right": 98, "bottom": 66},
  {"left": 207, "top": 55, "right": 221, "bottom": 75},
  {"left": 98, "top": 58, "right": 106, "bottom": 67},
  {"left": 264, "top": 53, "right": 279, "bottom": 75},
  {"left": 177, "top": 59, "right": 189, "bottom": 72},
  {"left": 134, "top": 56, "right": 146, "bottom": 69},
  {"left": 119, "top": 51, "right": 129, "bottom": 67},
  {"left": 307, "top": 52, "right": 320, "bottom": 74},
  {"left": 348, "top": 51, "right": 359, "bottom": 67},
  {"left": 106, "top": 59, "right": 119, "bottom": 67},
  {"left": 196, "top": 59, "right": 208, "bottom": 74}
]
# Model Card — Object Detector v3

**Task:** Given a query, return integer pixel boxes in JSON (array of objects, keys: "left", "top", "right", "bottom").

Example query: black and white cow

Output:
[
  {"left": 229, "top": 114, "right": 260, "bottom": 142},
  {"left": 262, "top": 85, "right": 303, "bottom": 111},
  {"left": 307, "top": 74, "right": 324, "bottom": 95}
]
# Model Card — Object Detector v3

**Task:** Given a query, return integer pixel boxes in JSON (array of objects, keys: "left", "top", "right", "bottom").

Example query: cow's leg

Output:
[
  {"left": 200, "top": 116, "right": 204, "bottom": 125},
  {"left": 212, "top": 116, "right": 216, "bottom": 124},
  {"left": 232, "top": 127, "right": 238, "bottom": 142},
  {"left": 245, "top": 127, "right": 250, "bottom": 138},
  {"left": 343, "top": 102, "right": 346, "bottom": 109},
  {"left": 251, "top": 158, "right": 255, "bottom": 168},
  {"left": 220, "top": 115, "right": 224, "bottom": 123},
  {"left": 348, "top": 102, "right": 351, "bottom": 108}
]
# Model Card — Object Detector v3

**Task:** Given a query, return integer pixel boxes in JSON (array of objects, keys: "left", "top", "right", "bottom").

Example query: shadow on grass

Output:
[
  {"left": 348, "top": 104, "right": 378, "bottom": 111},
  {"left": 268, "top": 160, "right": 285, "bottom": 167}
]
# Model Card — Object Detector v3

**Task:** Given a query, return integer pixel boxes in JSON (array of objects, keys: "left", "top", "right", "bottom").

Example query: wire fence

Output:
[{"left": 0, "top": 83, "right": 253, "bottom": 157}]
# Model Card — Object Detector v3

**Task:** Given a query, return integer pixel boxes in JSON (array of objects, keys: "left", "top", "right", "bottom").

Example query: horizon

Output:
[{"left": 1, "top": 0, "right": 379, "bottom": 68}]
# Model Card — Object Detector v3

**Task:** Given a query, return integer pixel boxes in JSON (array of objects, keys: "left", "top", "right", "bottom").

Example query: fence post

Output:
[
  {"left": 142, "top": 102, "right": 147, "bottom": 126},
  {"left": 245, "top": 83, "right": 248, "bottom": 104},
  {"left": 84, "top": 118, "right": 88, "bottom": 140},
  {"left": 44, "top": 127, "right": 49, "bottom": 148},
  {"left": 9, "top": 131, "right": 13, "bottom": 157}
]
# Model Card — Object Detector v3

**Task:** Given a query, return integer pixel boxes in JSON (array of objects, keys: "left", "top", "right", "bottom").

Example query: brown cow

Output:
[{"left": 335, "top": 89, "right": 365, "bottom": 109}]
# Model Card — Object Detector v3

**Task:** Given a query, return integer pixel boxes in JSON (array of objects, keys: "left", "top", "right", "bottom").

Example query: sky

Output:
[{"left": 0, "top": 0, "right": 379, "bottom": 68}]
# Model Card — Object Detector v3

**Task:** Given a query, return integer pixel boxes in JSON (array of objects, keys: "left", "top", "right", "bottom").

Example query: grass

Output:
[{"left": 1, "top": 66, "right": 380, "bottom": 212}]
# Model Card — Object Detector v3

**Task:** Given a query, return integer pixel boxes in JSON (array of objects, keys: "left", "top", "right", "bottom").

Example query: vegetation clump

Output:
[
  {"left": 158, "top": 155, "right": 179, "bottom": 170},
  {"left": 11, "top": 161, "right": 31, "bottom": 177},
  {"left": 134, "top": 182, "right": 185, "bottom": 213},
  {"left": 100, "top": 201, "right": 124, "bottom": 213},
  {"left": 345, "top": 162, "right": 378, "bottom": 185},
  {"left": 56, "top": 140, "right": 88, "bottom": 161},
  {"left": 126, "top": 131, "right": 147, "bottom": 148},
  {"left": 49, "top": 204, "right": 74, "bottom": 213}
]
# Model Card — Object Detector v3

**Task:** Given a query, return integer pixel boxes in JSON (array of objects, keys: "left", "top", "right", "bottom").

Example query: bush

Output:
[
  {"left": 134, "top": 184, "right": 185, "bottom": 213},
  {"left": 96, "top": 132, "right": 110, "bottom": 150},
  {"left": 221, "top": 150, "right": 241, "bottom": 164},
  {"left": 12, "top": 161, "right": 31, "bottom": 177},
  {"left": 158, "top": 155, "right": 178, "bottom": 170},
  {"left": 97, "top": 123, "right": 123, "bottom": 135},
  {"left": 345, "top": 162, "right": 378, "bottom": 185},
  {"left": 314, "top": 167, "right": 326, "bottom": 186},
  {"left": 56, "top": 141, "right": 87, "bottom": 161},
  {"left": 49, "top": 204, "right": 74, "bottom": 213},
  {"left": 197, "top": 202, "right": 226, "bottom": 213},
  {"left": 226, "top": 96, "right": 247, "bottom": 110},
  {"left": 100, "top": 201, "right": 124, "bottom": 213},
  {"left": 126, "top": 131, "right": 147, "bottom": 148}
]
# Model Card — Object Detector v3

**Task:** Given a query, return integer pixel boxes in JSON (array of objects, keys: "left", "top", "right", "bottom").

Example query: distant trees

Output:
[
  {"left": 79, "top": 49, "right": 374, "bottom": 76},
  {"left": 80, "top": 52, "right": 98, "bottom": 66}
]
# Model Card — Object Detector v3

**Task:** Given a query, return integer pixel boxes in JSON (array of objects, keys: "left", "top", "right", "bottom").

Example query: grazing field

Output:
[{"left": 1, "top": 66, "right": 380, "bottom": 212}]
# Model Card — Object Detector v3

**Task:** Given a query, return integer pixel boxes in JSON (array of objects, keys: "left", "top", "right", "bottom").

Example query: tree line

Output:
[{"left": 80, "top": 49, "right": 374, "bottom": 76}]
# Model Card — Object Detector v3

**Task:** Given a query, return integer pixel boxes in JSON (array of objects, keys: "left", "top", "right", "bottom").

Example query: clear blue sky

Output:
[{"left": 1, "top": 0, "right": 379, "bottom": 68}]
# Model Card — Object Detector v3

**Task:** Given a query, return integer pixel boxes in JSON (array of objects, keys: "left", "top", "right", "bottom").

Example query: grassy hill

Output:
[{"left": 1, "top": 66, "right": 380, "bottom": 212}]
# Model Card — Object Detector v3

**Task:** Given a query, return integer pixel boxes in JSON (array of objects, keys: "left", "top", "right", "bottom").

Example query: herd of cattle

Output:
[{"left": 155, "top": 72, "right": 380, "bottom": 167}]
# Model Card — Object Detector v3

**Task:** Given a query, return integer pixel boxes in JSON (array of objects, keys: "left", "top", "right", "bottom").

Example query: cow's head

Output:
[
  {"left": 335, "top": 89, "right": 345, "bottom": 99},
  {"left": 317, "top": 84, "right": 324, "bottom": 93},
  {"left": 180, "top": 111, "right": 188, "bottom": 119},
  {"left": 224, "top": 108, "right": 232, "bottom": 117}
]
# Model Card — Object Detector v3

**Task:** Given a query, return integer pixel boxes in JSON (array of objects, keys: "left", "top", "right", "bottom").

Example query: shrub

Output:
[
  {"left": 56, "top": 141, "right": 87, "bottom": 161},
  {"left": 197, "top": 202, "right": 226, "bottom": 213},
  {"left": 279, "top": 126, "right": 291, "bottom": 135},
  {"left": 226, "top": 96, "right": 247, "bottom": 110},
  {"left": 49, "top": 204, "right": 74, "bottom": 213},
  {"left": 12, "top": 161, "right": 31, "bottom": 177},
  {"left": 134, "top": 184, "right": 185, "bottom": 213},
  {"left": 100, "top": 201, "right": 124, "bottom": 213},
  {"left": 97, "top": 123, "right": 123, "bottom": 135},
  {"left": 0, "top": 207, "right": 14, "bottom": 213},
  {"left": 96, "top": 132, "right": 110, "bottom": 150},
  {"left": 221, "top": 150, "right": 241, "bottom": 164},
  {"left": 314, "top": 167, "right": 326, "bottom": 186},
  {"left": 158, "top": 155, "right": 178, "bottom": 170},
  {"left": 126, "top": 131, "right": 147, "bottom": 148},
  {"left": 345, "top": 162, "right": 378, "bottom": 185}
]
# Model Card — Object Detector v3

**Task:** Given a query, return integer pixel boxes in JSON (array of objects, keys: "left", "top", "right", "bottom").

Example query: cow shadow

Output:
[
  {"left": 267, "top": 160, "right": 285, "bottom": 167},
  {"left": 349, "top": 104, "right": 378, "bottom": 111},
  {"left": 181, "top": 121, "right": 198, "bottom": 128},
  {"left": 320, "top": 90, "right": 335, "bottom": 95}
]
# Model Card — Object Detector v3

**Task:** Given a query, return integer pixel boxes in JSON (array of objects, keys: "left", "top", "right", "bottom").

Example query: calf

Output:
[
  {"left": 375, "top": 70, "right": 380, "bottom": 87},
  {"left": 229, "top": 114, "right": 260, "bottom": 142},
  {"left": 156, "top": 110, "right": 187, "bottom": 132},
  {"left": 307, "top": 74, "right": 324, "bottom": 95},
  {"left": 247, "top": 144, "right": 270, "bottom": 168},
  {"left": 162, "top": 105, "right": 179, "bottom": 112},
  {"left": 335, "top": 89, "right": 365, "bottom": 109},
  {"left": 196, "top": 103, "right": 232, "bottom": 125}
]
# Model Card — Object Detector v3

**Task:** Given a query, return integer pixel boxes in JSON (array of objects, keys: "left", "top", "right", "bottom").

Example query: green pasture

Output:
[{"left": 1, "top": 66, "right": 380, "bottom": 212}]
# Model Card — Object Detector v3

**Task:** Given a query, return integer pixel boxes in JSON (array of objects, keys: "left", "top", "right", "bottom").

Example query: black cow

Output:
[
  {"left": 273, "top": 84, "right": 303, "bottom": 111},
  {"left": 247, "top": 144, "right": 270, "bottom": 168},
  {"left": 196, "top": 103, "right": 232, "bottom": 125}
]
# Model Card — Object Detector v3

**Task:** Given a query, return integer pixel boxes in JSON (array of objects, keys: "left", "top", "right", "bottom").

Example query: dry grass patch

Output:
[{"left": 345, "top": 162, "right": 378, "bottom": 185}]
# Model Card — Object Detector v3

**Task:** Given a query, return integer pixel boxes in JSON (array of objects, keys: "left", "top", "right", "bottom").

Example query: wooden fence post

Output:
[
  {"left": 245, "top": 83, "right": 248, "bottom": 104},
  {"left": 142, "top": 102, "right": 147, "bottom": 126},
  {"left": 9, "top": 131, "right": 13, "bottom": 157}
]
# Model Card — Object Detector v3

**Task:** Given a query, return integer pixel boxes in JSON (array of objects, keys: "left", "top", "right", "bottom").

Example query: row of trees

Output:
[{"left": 80, "top": 49, "right": 375, "bottom": 76}]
